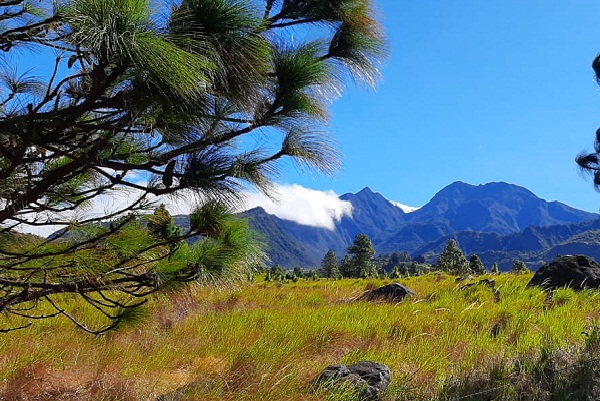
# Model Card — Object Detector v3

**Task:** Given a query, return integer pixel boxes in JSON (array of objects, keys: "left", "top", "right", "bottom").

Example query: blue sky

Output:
[
  {"left": 278, "top": 0, "right": 600, "bottom": 213},
  {"left": 16, "top": 1, "right": 600, "bottom": 235}
]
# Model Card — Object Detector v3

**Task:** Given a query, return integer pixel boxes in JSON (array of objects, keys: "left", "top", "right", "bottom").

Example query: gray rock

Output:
[
  {"left": 358, "top": 282, "right": 415, "bottom": 303},
  {"left": 315, "top": 361, "right": 391, "bottom": 400},
  {"left": 527, "top": 255, "right": 600, "bottom": 290},
  {"left": 317, "top": 364, "right": 352, "bottom": 382},
  {"left": 348, "top": 361, "right": 392, "bottom": 396}
]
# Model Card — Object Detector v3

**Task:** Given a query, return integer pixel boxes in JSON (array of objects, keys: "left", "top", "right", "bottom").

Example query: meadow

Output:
[{"left": 2, "top": 272, "right": 600, "bottom": 400}]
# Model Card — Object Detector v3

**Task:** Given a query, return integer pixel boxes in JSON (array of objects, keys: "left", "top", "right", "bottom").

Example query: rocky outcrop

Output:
[
  {"left": 314, "top": 361, "right": 391, "bottom": 400},
  {"left": 527, "top": 255, "right": 600, "bottom": 290},
  {"left": 358, "top": 282, "right": 414, "bottom": 303}
]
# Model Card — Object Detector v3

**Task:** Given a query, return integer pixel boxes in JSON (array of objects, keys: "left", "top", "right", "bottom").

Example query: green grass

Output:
[{"left": 2, "top": 273, "right": 600, "bottom": 400}]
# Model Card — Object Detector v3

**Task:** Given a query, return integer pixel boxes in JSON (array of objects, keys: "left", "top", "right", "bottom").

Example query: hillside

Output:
[{"left": 412, "top": 218, "right": 600, "bottom": 270}]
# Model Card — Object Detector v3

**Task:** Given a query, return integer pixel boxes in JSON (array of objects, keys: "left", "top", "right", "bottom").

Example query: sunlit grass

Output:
[{"left": 1, "top": 273, "right": 599, "bottom": 400}]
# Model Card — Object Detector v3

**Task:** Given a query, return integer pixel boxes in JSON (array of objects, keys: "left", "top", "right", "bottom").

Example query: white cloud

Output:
[
  {"left": 242, "top": 184, "right": 352, "bottom": 230},
  {"left": 390, "top": 200, "right": 420, "bottom": 213},
  {"left": 14, "top": 186, "right": 201, "bottom": 237},
  {"left": 14, "top": 184, "right": 352, "bottom": 237}
]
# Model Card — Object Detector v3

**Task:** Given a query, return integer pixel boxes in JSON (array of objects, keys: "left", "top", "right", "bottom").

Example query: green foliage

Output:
[
  {"left": 436, "top": 239, "right": 470, "bottom": 275},
  {"left": 511, "top": 260, "right": 530, "bottom": 274},
  {"left": 378, "top": 251, "right": 431, "bottom": 278},
  {"left": 346, "top": 234, "right": 377, "bottom": 278},
  {"left": 267, "top": 265, "right": 285, "bottom": 281},
  {"left": 383, "top": 251, "right": 412, "bottom": 272},
  {"left": 409, "top": 262, "right": 431, "bottom": 276},
  {"left": 0, "top": 0, "right": 386, "bottom": 332},
  {"left": 390, "top": 265, "right": 403, "bottom": 279},
  {"left": 339, "top": 254, "right": 353, "bottom": 278},
  {"left": 321, "top": 249, "right": 341, "bottom": 279},
  {"left": 469, "top": 254, "right": 486, "bottom": 276},
  {"left": 146, "top": 204, "right": 183, "bottom": 252},
  {"left": 577, "top": 51, "right": 600, "bottom": 189}
]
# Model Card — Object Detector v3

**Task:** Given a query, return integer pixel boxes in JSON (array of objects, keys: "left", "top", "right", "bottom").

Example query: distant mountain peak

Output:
[
  {"left": 433, "top": 181, "right": 538, "bottom": 200},
  {"left": 341, "top": 186, "right": 384, "bottom": 202},
  {"left": 354, "top": 186, "right": 378, "bottom": 197}
]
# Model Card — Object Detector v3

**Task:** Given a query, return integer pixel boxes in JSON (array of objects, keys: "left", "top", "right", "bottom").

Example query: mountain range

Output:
[{"left": 239, "top": 181, "right": 600, "bottom": 271}]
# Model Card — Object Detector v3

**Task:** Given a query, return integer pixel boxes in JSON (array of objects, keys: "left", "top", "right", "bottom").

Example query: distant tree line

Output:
[
  {"left": 313, "top": 236, "right": 532, "bottom": 280},
  {"left": 264, "top": 234, "right": 533, "bottom": 282},
  {"left": 319, "top": 234, "right": 431, "bottom": 279}
]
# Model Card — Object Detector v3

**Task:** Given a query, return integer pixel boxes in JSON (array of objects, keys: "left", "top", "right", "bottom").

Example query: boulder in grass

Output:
[
  {"left": 358, "top": 282, "right": 415, "bottom": 303},
  {"left": 315, "top": 361, "right": 391, "bottom": 400},
  {"left": 527, "top": 255, "right": 600, "bottom": 291}
]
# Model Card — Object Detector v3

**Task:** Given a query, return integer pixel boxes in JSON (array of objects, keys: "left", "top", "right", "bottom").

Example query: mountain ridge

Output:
[{"left": 240, "top": 181, "right": 600, "bottom": 269}]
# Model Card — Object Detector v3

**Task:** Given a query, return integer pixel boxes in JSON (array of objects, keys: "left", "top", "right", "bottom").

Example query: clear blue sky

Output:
[{"left": 281, "top": 0, "right": 600, "bottom": 213}]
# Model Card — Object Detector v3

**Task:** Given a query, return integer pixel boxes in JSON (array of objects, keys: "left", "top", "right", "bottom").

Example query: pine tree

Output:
[
  {"left": 384, "top": 251, "right": 412, "bottom": 271},
  {"left": 510, "top": 260, "right": 530, "bottom": 274},
  {"left": 469, "top": 254, "right": 486, "bottom": 276},
  {"left": 348, "top": 234, "right": 377, "bottom": 278},
  {"left": 147, "top": 204, "right": 183, "bottom": 253},
  {"left": 270, "top": 265, "right": 285, "bottom": 281},
  {"left": 339, "top": 255, "right": 353, "bottom": 278},
  {"left": 321, "top": 250, "right": 340, "bottom": 279},
  {"left": 0, "top": 0, "right": 386, "bottom": 332},
  {"left": 436, "top": 239, "right": 470, "bottom": 275}
]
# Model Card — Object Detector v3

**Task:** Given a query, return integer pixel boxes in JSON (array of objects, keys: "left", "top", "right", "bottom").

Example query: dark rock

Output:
[
  {"left": 315, "top": 361, "right": 391, "bottom": 400},
  {"left": 348, "top": 361, "right": 392, "bottom": 396},
  {"left": 358, "top": 282, "right": 415, "bottom": 303},
  {"left": 527, "top": 255, "right": 600, "bottom": 290},
  {"left": 459, "top": 278, "right": 496, "bottom": 290},
  {"left": 317, "top": 364, "right": 351, "bottom": 382}
]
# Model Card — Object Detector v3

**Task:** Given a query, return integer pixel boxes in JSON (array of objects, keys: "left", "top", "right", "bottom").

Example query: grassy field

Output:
[{"left": 2, "top": 272, "right": 600, "bottom": 400}]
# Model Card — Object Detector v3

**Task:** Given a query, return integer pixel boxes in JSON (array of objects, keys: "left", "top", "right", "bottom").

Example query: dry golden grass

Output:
[{"left": 1, "top": 273, "right": 600, "bottom": 400}]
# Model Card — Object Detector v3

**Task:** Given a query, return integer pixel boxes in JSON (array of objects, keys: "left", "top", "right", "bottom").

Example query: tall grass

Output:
[{"left": 2, "top": 273, "right": 600, "bottom": 400}]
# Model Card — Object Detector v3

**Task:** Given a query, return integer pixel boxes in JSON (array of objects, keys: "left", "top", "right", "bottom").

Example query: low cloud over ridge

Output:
[
  {"left": 17, "top": 184, "right": 352, "bottom": 237},
  {"left": 243, "top": 184, "right": 352, "bottom": 230}
]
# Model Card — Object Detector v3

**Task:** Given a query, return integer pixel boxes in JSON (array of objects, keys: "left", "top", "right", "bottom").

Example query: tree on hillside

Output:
[
  {"left": 267, "top": 264, "right": 285, "bottom": 281},
  {"left": 409, "top": 261, "right": 431, "bottom": 276},
  {"left": 389, "top": 265, "right": 402, "bottom": 279},
  {"left": 321, "top": 249, "right": 341, "bottom": 279},
  {"left": 510, "top": 260, "right": 530, "bottom": 274},
  {"left": 347, "top": 234, "right": 377, "bottom": 278},
  {"left": 469, "top": 254, "right": 486, "bottom": 276},
  {"left": 339, "top": 254, "right": 353, "bottom": 278},
  {"left": 436, "top": 239, "right": 470, "bottom": 275},
  {"left": 0, "top": 0, "right": 386, "bottom": 332},
  {"left": 383, "top": 250, "right": 412, "bottom": 272}
]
